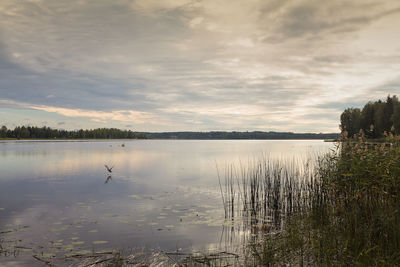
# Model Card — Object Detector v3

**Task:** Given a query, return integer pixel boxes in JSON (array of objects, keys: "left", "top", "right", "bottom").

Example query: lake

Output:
[{"left": 0, "top": 140, "right": 333, "bottom": 266}]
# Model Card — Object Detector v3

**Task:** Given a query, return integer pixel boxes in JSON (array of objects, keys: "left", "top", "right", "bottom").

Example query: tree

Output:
[
  {"left": 20, "top": 126, "right": 30, "bottom": 138},
  {"left": 0, "top": 126, "right": 7, "bottom": 138},
  {"left": 373, "top": 101, "right": 385, "bottom": 137},
  {"left": 340, "top": 95, "right": 400, "bottom": 138},
  {"left": 392, "top": 103, "right": 400, "bottom": 135},
  {"left": 383, "top": 95, "right": 395, "bottom": 131},
  {"left": 340, "top": 108, "right": 361, "bottom": 137},
  {"left": 361, "top": 102, "right": 375, "bottom": 134}
]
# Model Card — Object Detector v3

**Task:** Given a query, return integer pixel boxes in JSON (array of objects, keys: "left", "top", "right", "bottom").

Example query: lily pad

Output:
[
  {"left": 50, "top": 226, "right": 68, "bottom": 232},
  {"left": 75, "top": 250, "right": 91, "bottom": 255},
  {"left": 92, "top": 241, "right": 108, "bottom": 245},
  {"left": 41, "top": 253, "right": 55, "bottom": 258}
]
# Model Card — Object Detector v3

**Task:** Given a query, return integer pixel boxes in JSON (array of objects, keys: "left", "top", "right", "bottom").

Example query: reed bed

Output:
[
  {"left": 219, "top": 155, "right": 323, "bottom": 230},
  {"left": 220, "top": 136, "right": 400, "bottom": 266}
]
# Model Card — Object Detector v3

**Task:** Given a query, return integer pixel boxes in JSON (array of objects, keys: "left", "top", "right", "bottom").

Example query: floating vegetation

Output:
[
  {"left": 50, "top": 226, "right": 69, "bottom": 232},
  {"left": 40, "top": 253, "right": 55, "bottom": 258},
  {"left": 0, "top": 165, "right": 241, "bottom": 265},
  {"left": 0, "top": 225, "right": 29, "bottom": 235},
  {"left": 92, "top": 241, "right": 108, "bottom": 245},
  {"left": 182, "top": 251, "right": 240, "bottom": 266}
]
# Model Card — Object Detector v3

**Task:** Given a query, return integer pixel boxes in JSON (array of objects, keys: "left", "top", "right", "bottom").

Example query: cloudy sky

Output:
[{"left": 0, "top": 0, "right": 400, "bottom": 132}]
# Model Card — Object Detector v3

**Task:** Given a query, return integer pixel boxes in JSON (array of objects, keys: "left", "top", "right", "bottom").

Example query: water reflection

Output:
[
  {"left": 0, "top": 140, "right": 333, "bottom": 265},
  {"left": 105, "top": 175, "right": 112, "bottom": 184}
]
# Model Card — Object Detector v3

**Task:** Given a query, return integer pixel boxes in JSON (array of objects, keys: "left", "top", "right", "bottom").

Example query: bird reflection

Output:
[{"left": 105, "top": 175, "right": 112, "bottom": 184}]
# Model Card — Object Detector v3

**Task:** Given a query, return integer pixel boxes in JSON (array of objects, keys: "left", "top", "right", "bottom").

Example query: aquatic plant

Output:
[
  {"left": 221, "top": 155, "right": 319, "bottom": 229},
  {"left": 235, "top": 136, "right": 400, "bottom": 266}
]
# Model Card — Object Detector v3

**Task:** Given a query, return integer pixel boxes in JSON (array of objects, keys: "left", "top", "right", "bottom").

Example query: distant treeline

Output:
[
  {"left": 0, "top": 126, "right": 147, "bottom": 139},
  {"left": 143, "top": 131, "right": 339, "bottom": 140},
  {"left": 0, "top": 126, "right": 339, "bottom": 140},
  {"left": 340, "top": 95, "right": 400, "bottom": 138}
]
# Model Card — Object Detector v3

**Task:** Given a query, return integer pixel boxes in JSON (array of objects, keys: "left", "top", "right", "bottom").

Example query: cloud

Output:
[
  {"left": 0, "top": 99, "right": 158, "bottom": 127},
  {"left": 32, "top": 105, "right": 156, "bottom": 124},
  {"left": 131, "top": 0, "right": 192, "bottom": 11},
  {"left": 0, "top": 0, "right": 399, "bottom": 132},
  {"left": 262, "top": 1, "right": 400, "bottom": 42}
]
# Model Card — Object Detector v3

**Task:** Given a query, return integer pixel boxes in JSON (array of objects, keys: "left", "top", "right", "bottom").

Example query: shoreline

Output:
[{"left": 0, "top": 138, "right": 333, "bottom": 143}]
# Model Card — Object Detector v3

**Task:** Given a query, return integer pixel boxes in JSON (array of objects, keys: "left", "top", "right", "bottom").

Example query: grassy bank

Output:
[{"left": 221, "top": 136, "right": 400, "bottom": 266}]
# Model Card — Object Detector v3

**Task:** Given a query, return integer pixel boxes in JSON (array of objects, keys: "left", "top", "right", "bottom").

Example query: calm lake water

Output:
[{"left": 0, "top": 140, "right": 333, "bottom": 266}]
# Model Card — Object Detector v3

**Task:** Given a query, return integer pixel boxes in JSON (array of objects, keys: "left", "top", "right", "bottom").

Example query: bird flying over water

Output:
[{"left": 105, "top": 165, "right": 114, "bottom": 173}]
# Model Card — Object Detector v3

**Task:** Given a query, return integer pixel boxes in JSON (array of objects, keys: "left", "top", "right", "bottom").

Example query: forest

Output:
[
  {"left": 340, "top": 95, "right": 400, "bottom": 138},
  {"left": 0, "top": 126, "right": 147, "bottom": 139},
  {"left": 0, "top": 126, "right": 339, "bottom": 140},
  {"left": 144, "top": 131, "right": 339, "bottom": 139}
]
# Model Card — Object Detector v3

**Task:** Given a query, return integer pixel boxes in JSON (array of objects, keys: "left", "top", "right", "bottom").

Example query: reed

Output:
[
  {"left": 234, "top": 136, "right": 400, "bottom": 266},
  {"left": 221, "top": 155, "right": 320, "bottom": 230}
]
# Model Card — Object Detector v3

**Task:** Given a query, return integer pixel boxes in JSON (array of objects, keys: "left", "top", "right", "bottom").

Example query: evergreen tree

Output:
[
  {"left": 392, "top": 103, "right": 400, "bottom": 134},
  {"left": 340, "top": 108, "right": 361, "bottom": 137},
  {"left": 0, "top": 126, "right": 7, "bottom": 138},
  {"left": 340, "top": 95, "right": 399, "bottom": 138}
]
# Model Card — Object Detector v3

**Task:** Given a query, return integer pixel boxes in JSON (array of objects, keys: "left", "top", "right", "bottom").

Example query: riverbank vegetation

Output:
[{"left": 220, "top": 131, "right": 400, "bottom": 266}]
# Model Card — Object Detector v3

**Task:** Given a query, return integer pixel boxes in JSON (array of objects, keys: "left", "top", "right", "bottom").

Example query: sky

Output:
[{"left": 0, "top": 0, "right": 400, "bottom": 133}]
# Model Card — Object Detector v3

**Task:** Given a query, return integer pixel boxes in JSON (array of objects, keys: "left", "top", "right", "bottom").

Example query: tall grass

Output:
[
  {"left": 221, "top": 136, "right": 400, "bottom": 266},
  {"left": 220, "top": 156, "right": 320, "bottom": 230}
]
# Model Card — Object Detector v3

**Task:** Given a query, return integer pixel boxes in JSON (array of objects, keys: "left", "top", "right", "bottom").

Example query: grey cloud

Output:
[
  {"left": 279, "top": 5, "right": 327, "bottom": 38},
  {"left": 0, "top": 43, "right": 156, "bottom": 111},
  {"left": 263, "top": 1, "right": 400, "bottom": 42},
  {"left": 302, "top": 112, "right": 340, "bottom": 121},
  {"left": 313, "top": 55, "right": 352, "bottom": 64},
  {"left": 366, "top": 79, "right": 400, "bottom": 98},
  {"left": 313, "top": 101, "right": 366, "bottom": 111}
]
